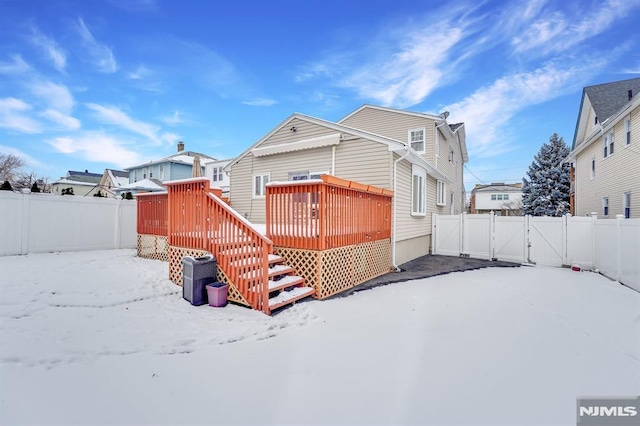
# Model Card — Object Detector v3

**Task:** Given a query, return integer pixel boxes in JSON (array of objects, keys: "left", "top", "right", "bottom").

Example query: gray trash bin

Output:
[{"left": 182, "top": 254, "right": 216, "bottom": 306}]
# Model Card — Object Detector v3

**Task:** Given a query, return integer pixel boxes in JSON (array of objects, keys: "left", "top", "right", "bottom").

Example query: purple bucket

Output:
[{"left": 206, "top": 282, "right": 229, "bottom": 307}]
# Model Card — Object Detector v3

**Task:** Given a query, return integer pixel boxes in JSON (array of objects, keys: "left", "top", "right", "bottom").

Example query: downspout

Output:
[
  {"left": 331, "top": 145, "right": 336, "bottom": 176},
  {"left": 392, "top": 148, "right": 411, "bottom": 271}
]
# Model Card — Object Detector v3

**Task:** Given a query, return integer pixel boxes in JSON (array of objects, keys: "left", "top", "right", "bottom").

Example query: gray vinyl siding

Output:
[
  {"left": 341, "top": 108, "right": 437, "bottom": 164},
  {"left": 260, "top": 118, "right": 338, "bottom": 148},
  {"left": 230, "top": 127, "right": 393, "bottom": 223},
  {"left": 575, "top": 104, "right": 639, "bottom": 218},
  {"left": 393, "top": 158, "right": 432, "bottom": 243},
  {"left": 436, "top": 131, "right": 465, "bottom": 214}
]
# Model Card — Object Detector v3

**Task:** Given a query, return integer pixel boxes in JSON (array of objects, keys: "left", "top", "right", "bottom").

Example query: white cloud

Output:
[
  {"left": 128, "top": 64, "right": 151, "bottom": 80},
  {"left": 0, "top": 55, "right": 31, "bottom": 75},
  {"left": 40, "top": 109, "right": 81, "bottom": 130},
  {"left": 86, "top": 103, "right": 161, "bottom": 144},
  {"left": 0, "top": 98, "right": 42, "bottom": 134},
  {"left": 28, "top": 25, "right": 67, "bottom": 72},
  {"left": 76, "top": 18, "right": 118, "bottom": 73},
  {"left": 445, "top": 59, "right": 606, "bottom": 158},
  {"left": 242, "top": 98, "right": 277, "bottom": 107},
  {"left": 161, "top": 110, "right": 184, "bottom": 126},
  {"left": 28, "top": 80, "right": 75, "bottom": 113},
  {"left": 511, "top": 0, "right": 640, "bottom": 55},
  {"left": 48, "top": 133, "right": 143, "bottom": 167}
]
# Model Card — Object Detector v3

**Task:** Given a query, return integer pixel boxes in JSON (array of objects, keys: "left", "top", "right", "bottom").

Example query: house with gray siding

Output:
[{"left": 226, "top": 105, "right": 467, "bottom": 265}]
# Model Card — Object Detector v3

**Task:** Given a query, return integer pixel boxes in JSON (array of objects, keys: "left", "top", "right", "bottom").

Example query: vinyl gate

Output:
[{"left": 431, "top": 213, "right": 639, "bottom": 292}]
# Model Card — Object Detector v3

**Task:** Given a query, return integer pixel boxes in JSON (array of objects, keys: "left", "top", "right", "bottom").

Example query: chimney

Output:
[
  {"left": 629, "top": 90, "right": 633, "bottom": 101},
  {"left": 85, "top": 169, "right": 88, "bottom": 173},
  {"left": 177, "top": 141, "right": 185, "bottom": 152}
]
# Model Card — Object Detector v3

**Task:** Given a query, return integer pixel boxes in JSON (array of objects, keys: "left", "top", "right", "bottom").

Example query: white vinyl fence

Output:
[
  {"left": 432, "top": 213, "right": 640, "bottom": 292},
  {"left": 0, "top": 191, "right": 137, "bottom": 256}
]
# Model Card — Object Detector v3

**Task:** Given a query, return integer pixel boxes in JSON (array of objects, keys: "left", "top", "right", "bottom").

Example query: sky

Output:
[{"left": 1, "top": 0, "right": 639, "bottom": 191}]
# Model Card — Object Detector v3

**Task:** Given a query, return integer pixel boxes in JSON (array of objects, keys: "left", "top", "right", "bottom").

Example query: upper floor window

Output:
[
  {"left": 409, "top": 128, "right": 425, "bottom": 153},
  {"left": 491, "top": 194, "right": 509, "bottom": 201},
  {"left": 623, "top": 192, "right": 631, "bottom": 219},
  {"left": 590, "top": 156, "right": 595, "bottom": 179},
  {"left": 212, "top": 167, "right": 223, "bottom": 182},
  {"left": 411, "top": 165, "right": 426, "bottom": 216},
  {"left": 603, "top": 131, "right": 614, "bottom": 157},
  {"left": 159, "top": 164, "right": 164, "bottom": 180},
  {"left": 449, "top": 148, "right": 455, "bottom": 165},
  {"left": 133, "top": 170, "right": 138, "bottom": 182},
  {"left": 602, "top": 196, "right": 608, "bottom": 216},
  {"left": 625, "top": 116, "right": 631, "bottom": 146},
  {"left": 436, "top": 180, "right": 446, "bottom": 206},
  {"left": 253, "top": 173, "right": 269, "bottom": 198}
]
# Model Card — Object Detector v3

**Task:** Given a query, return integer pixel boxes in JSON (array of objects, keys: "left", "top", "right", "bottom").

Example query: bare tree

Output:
[
  {"left": 14, "top": 171, "right": 51, "bottom": 192},
  {"left": 0, "top": 154, "right": 25, "bottom": 182}
]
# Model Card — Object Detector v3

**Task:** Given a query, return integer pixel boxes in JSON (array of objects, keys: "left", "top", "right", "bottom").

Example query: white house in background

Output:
[
  {"left": 50, "top": 170, "right": 102, "bottom": 196},
  {"left": 96, "top": 169, "right": 129, "bottom": 198},
  {"left": 470, "top": 183, "right": 523, "bottom": 216},
  {"left": 125, "top": 142, "right": 214, "bottom": 184},
  {"left": 203, "top": 158, "right": 231, "bottom": 196},
  {"left": 114, "top": 178, "right": 166, "bottom": 198}
]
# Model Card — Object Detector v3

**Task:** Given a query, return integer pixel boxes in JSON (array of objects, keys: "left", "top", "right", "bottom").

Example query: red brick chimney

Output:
[{"left": 177, "top": 141, "right": 184, "bottom": 152}]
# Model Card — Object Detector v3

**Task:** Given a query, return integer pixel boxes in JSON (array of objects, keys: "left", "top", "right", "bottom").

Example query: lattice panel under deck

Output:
[
  {"left": 216, "top": 266, "right": 250, "bottom": 307},
  {"left": 137, "top": 234, "right": 169, "bottom": 262},
  {"left": 276, "top": 239, "right": 392, "bottom": 300},
  {"left": 168, "top": 246, "right": 210, "bottom": 285},
  {"left": 273, "top": 247, "right": 320, "bottom": 292}
]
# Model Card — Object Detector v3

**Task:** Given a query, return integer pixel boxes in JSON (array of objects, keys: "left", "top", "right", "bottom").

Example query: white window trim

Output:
[
  {"left": 602, "top": 196, "right": 609, "bottom": 216},
  {"left": 436, "top": 180, "right": 446, "bottom": 206},
  {"left": 411, "top": 164, "right": 426, "bottom": 216},
  {"left": 408, "top": 127, "right": 426, "bottom": 154},
  {"left": 623, "top": 192, "right": 631, "bottom": 219},
  {"left": 590, "top": 156, "right": 595, "bottom": 180},
  {"left": 625, "top": 116, "right": 631, "bottom": 146},
  {"left": 252, "top": 173, "right": 270, "bottom": 198},
  {"left": 159, "top": 164, "right": 164, "bottom": 180}
]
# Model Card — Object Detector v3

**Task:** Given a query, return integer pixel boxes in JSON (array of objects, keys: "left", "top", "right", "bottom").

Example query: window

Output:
[
  {"left": 503, "top": 194, "right": 509, "bottom": 200},
  {"left": 411, "top": 165, "right": 426, "bottom": 215},
  {"left": 212, "top": 167, "right": 223, "bottom": 182},
  {"left": 253, "top": 174, "right": 269, "bottom": 198},
  {"left": 449, "top": 148, "right": 455, "bottom": 164},
  {"left": 143, "top": 167, "right": 148, "bottom": 179},
  {"left": 409, "top": 128, "right": 425, "bottom": 153},
  {"left": 159, "top": 164, "right": 164, "bottom": 180},
  {"left": 604, "top": 131, "right": 614, "bottom": 157},
  {"left": 625, "top": 116, "right": 631, "bottom": 146},
  {"left": 491, "top": 194, "right": 497, "bottom": 201},
  {"left": 134, "top": 170, "right": 138, "bottom": 182},
  {"left": 590, "top": 156, "right": 595, "bottom": 179},
  {"left": 602, "top": 197, "right": 609, "bottom": 216},
  {"left": 436, "top": 180, "right": 446, "bottom": 206},
  {"left": 450, "top": 192, "right": 455, "bottom": 214},
  {"left": 623, "top": 193, "right": 631, "bottom": 219}
]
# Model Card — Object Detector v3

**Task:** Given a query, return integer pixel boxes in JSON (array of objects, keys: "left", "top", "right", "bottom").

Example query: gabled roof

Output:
[
  {"left": 571, "top": 77, "right": 640, "bottom": 153},
  {"left": 339, "top": 104, "right": 444, "bottom": 123},
  {"left": 65, "top": 170, "right": 102, "bottom": 184},
  {"left": 472, "top": 183, "right": 522, "bottom": 194},
  {"left": 227, "top": 112, "right": 450, "bottom": 182},
  {"left": 584, "top": 77, "right": 640, "bottom": 125}
]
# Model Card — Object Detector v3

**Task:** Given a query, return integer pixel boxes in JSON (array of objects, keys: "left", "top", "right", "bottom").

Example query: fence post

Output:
[
  {"left": 489, "top": 211, "right": 495, "bottom": 260},
  {"left": 616, "top": 214, "right": 623, "bottom": 282},
  {"left": 460, "top": 212, "right": 466, "bottom": 256},
  {"left": 20, "top": 193, "right": 30, "bottom": 255},
  {"left": 114, "top": 199, "right": 122, "bottom": 249},
  {"left": 590, "top": 212, "right": 598, "bottom": 270},
  {"left": 431, "top": 212, "right": 437, "bottom": 255},
  {"left": 562, "top": 213, "right": 569, "bottom": 266},
  {"left": 525, "top": 215, "right": 531, "bottom": 264}
]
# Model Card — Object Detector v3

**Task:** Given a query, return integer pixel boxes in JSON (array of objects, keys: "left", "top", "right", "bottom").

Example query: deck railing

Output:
[
  {"left": 136, "top": 192, "right": 168, "bottom": 236},
  {"left": 266, "top": 175, "right": 393, "bottom": 251},
  {"left": 165, "top": 178, "right": 270, "bottom": 313}
]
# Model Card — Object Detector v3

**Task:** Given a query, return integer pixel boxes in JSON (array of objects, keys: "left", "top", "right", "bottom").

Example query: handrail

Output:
[{"left": 203, "top": 193, "right": 272, "bottom": 313}]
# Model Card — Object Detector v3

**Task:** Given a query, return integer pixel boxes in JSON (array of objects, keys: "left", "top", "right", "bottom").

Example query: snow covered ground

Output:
[{"left": 1, "top": 250, "right": 638, "bottom": 425}]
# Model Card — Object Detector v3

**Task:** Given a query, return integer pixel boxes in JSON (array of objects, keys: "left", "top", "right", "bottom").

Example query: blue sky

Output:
[{"left": 1, "top": 0, "right": 639, "bottom": 191}]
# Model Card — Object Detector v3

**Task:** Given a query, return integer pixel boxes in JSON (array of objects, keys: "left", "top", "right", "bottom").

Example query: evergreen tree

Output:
[
  {"left": 522, "top": 133, "right": 570, "bottom": 216},
  {"left": 0, "top": 180, "right": 13, "bottom": 191},
  {"left": 30, "top": 182, "right": 41, "bottom": 193}
]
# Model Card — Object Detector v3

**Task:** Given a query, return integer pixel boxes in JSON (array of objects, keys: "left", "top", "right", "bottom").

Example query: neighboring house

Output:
[
  {"left": 470, "top": 183, "right": 523, "bottom": 216},
  {"left": 203, "top": 158, "right": 231, "bottom": 196},
  {"left": 226, "top": 104, "right": 467, "bottom": 265},
  {"left": 126, "top": 142, "right": 214, "bottom": 184},
  {"left": 50, "top": 170, "right": 102, "bottom": 196},
  {"left": 114, "top": 178, "right": 166, "bottom": 198},
  {"left": 568, "top": 77, "right": 640, "bottom": 218},
  {"left": 97, "top": 169, "right": 129, "bottom": 198}
]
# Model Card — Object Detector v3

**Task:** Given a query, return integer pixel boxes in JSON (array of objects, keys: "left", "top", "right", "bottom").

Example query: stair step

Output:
[
  {"left": 239, "top": 264, "right": 295, "bottom": 281},
  {"left": 268, "top": 274, "right": 304, "bottom": 292},
  {"left": 218, "top": 246, "right": 261, "bottom": 257},
  {"left": 229, "top": 254, "right": 283, "bottom": 269},
  {"left": 269, "top": 286, "right": 315, "bottom": 310}
]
